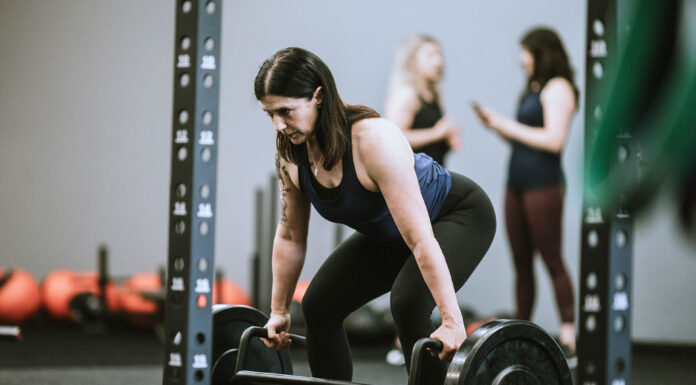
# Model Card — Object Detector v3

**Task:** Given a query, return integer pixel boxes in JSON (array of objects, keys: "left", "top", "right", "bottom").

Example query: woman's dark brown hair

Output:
[
  {"left": 254, "top": 47, "right": 379, "bottom": 168},
  {"left": 521, "top": 27, "right": 579, "bottom": 101}
]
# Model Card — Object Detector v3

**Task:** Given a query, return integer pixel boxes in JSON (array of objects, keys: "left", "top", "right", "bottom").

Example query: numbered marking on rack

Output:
[
  {"left": 192, "top": 354, "right": 208, "bottom": 369},
  {"left": 194, "top": 278, "right": 211, "bottom": 293},
  {"left": 169, "top": 353, "right": 183, "bottom": 367},
  {"left": 585, "top": 207, "right": 604, "bottom": 224},
  {"left": 612, "top": 292, "right": 628, "bottom": 311},
  {"left": 197, "top": 203, "right": 213, "bottom": 218},
  {"left": 199, "top": 130, "right": 214, "bottom": 145},
  {"left": 583, "top": 295, "right": 601, "bottom": 312},
  {"left": 171, "top": 277, "right": 185, "bottom": 291},
  {"left": 201, "top": 55, "right": 216, "bottom": 70},
  {"left": 590, "top": 40, "right": 608, "bottom": 58},
  {"left": 177, "top": 54, "right": 192, "bottom": 68},
  {"left": 174, "top": 202, "right": 188, "bottom": 216},
  {"left": 176, "top": 130, "right": 190, "bottom": 143}
]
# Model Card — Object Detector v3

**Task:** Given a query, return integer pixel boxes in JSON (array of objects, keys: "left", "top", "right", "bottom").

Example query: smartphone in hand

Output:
[
  {"left": 471, "top": 101, "right": 491, "bottom": 129},
  {"left": 470, "top": 100, "right": 483, "bottom": 114}
]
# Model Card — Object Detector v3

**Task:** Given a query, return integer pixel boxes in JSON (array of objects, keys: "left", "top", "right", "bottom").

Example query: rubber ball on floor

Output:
[{"left": 0, "top": 268, "right": 42, "bottom": 323}]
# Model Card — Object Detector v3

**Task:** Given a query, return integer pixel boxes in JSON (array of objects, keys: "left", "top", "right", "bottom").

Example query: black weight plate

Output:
[
  {"left": 211, "top": 348, "right": 238, "bottom": 385},
  {"left": 445, "top": 320, "right": 572, "bottom": 385},
  {"left": 212, "top": 305, "right": 293, "bottom": 385}
]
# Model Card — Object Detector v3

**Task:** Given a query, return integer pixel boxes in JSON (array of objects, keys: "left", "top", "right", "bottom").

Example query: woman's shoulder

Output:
[
  {"left": 389, "top": 84, "right": 418, "bottom": 99},
  {"left": 350, "top": 117, "right": 412, "bottom": 173},
  {"left": 353, "top": 116, "right": 396, "bottom": 133},
  {"left": 541, "top": 77, "right": 576, "bottom": 105},
  {"left": 352, "top": 117, "right": 402, "bottom": 146},
  {"left": 542, "top": 77, "right": 574, "bottom": 95},
  {"left": 386, "top": 84, "right": 420, "bottom": 108}
]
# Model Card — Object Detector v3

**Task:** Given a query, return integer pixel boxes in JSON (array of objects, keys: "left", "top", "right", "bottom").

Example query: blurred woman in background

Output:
[
  {"left": 385, "top": 35, "right": 461, "bottom": 167},
  {"left": 474, "top": 27, "right": 579, "bottom": 355}
]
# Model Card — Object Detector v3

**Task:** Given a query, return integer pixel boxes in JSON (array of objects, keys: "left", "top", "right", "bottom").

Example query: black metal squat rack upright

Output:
[
  {"left": 579, "top": 1, "right": 635, "bottom": 384},
  {"left": 162, "top": 1, "right": 221, "bottom": 384}
]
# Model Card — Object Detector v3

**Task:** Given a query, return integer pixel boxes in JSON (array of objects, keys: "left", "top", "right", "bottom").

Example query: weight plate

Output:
[
  {"left": 211, "top": 348, "right": 238, "bottom": 385},
  {"left": 212, "top": 305, "right": 293, "bottom": 385},
  {"left": 444, "top": 320, "right": 572, "bottom": 385}
]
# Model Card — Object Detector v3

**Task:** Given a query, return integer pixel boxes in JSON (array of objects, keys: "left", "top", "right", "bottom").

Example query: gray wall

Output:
[{"left": 0, "top": 0, "right": 694, "bottom": 344}]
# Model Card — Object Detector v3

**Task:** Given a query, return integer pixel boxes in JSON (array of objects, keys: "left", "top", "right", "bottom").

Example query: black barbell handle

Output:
[
  {"left": 408, "top": 338, "right": 443, "bottom": 385},
  {"left": 235, "top": 326, "right": 307, "bottom": 374},
  {"left": 236, "top": 325, "right": 444, "bottom": 385}
]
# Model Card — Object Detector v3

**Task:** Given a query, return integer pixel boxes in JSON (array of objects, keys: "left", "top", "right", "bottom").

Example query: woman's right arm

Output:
[
  {"left": 474, "top": 78, "right": 575, "bottom": 153},
  {"left": 385, "top": 87, "right": 453, "bottom": 149},
  {"left": 263, "top": 154, "right": 311, "bottom": 349}
]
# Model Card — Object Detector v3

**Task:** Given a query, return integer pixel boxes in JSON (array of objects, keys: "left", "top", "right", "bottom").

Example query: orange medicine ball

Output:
[
  {"left": 212, "top": 279, "right": 251, "bottom": 306},
  {"left": 292, "top": 280, "right": 311, "bottom": 303},
  {"left": 42, "top": 270, "right": 98, "bottom": 320},
  {"left": 118, "top": 272, "right": 162, "bottom": 315},
  {"left": 0, "top": 268, "right": 42, "bottom": 324},
  {"left": 466, "top": 317, "right": 495, "bottom": 336},
  {"left": 42, "top": 270, "right": 119, "bottom": 321}
]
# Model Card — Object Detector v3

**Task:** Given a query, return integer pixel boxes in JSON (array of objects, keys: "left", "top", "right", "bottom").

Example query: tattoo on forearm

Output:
[
  {"left": 275, "top": 153, "right": 291, "bottom": 224},
  {"left": 275, "top": 153, "right": 282, "bottom": 181}
]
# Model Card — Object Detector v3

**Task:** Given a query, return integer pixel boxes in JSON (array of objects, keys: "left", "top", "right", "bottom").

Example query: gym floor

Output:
[{"left": 1, "top": 322, "right": 695, "bottom": 385}]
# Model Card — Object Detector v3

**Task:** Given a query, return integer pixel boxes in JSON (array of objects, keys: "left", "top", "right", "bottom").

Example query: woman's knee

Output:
[
  {"left": 478, "top": 188, "right": 498, "bottom": 243},
  {"left": 301, "top": 284, "right": 330, "bottom": 323},
  {"left": 390, "top": 289, "right": 433, "bottom": 327}
]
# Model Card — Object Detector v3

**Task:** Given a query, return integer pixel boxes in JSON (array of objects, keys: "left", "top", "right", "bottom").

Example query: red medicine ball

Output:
[{"left": 0, "top": 268, "right": 42, "bottom": 324}]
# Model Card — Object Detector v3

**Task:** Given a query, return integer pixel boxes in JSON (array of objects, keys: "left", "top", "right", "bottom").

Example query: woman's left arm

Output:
[
  {"left": 355, "top": 118, "right": 464, "bottom": 361},
  {"left": 480, "top": 78, "right": 576, "bottom": 154}
]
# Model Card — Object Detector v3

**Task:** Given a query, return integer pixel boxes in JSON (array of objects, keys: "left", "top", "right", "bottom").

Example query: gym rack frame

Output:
[
  {"left": 579, "top": 1, "right": 634, "bottom": 384},
  {"left": 162, "top": 1, "right": 222, "bottom": 384}
]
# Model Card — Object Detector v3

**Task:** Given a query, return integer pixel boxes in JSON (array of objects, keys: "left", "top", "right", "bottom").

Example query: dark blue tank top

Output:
[
  {"left": 507, "top": 90, "right": 564, "bottom": 190},
  {"left": 298, "top": 147, "right": 451, "bottom": 240}
]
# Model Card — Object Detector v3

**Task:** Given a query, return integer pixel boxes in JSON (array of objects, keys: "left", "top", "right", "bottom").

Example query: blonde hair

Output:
[{"left": 387, "top": 34, "right": 443, "bottom": 103}]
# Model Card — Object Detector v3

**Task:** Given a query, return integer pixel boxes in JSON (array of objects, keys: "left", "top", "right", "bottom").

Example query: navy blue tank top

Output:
[
  {"left": 298, "top": 147, "right": 451, "bottom": 240},
  {"left": 507, "top": 90, "right": 564, "bottom": 190}
]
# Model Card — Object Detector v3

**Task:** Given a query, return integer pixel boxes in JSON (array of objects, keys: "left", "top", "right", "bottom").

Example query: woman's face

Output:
[
  {"left": 261, "top": 91, "right": 321, "bottom": 144},
  {"left": 519, "top": 47, "right": 534, "bottom": 77},
  {"left": 414, "top": 42, "right": 444, "bottom": 82}
]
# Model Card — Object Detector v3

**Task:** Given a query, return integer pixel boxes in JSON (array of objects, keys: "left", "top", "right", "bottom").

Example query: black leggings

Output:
[{"left": 301, "top": 172, "right": 496, "bottom": 384}]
